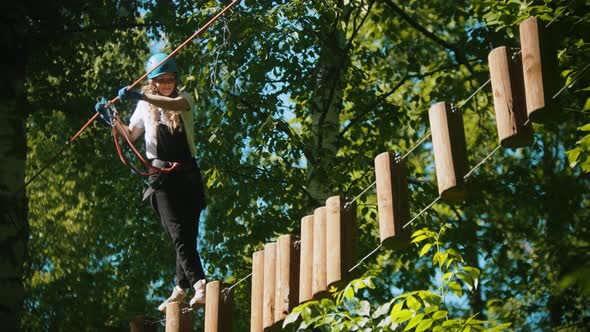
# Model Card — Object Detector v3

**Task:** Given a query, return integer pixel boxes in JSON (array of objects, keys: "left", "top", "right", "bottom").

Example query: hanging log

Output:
[
  {"left": 326, "top": 196, "right": 356, "bottom": 289},
  {"left": 275, "top": 234, "right": 300, "bottom": 324},
  {"left": 298, "top": 215, "right": 314, "bottom": 304},
  {"left": 263, "top": 243, "right": 277, "bottom": 331},
  {"left": 204, "top": 281, "right": 233, "bottom": 332},
  {"left": 130, "top": 315, "right": 156, "bottom": 332},
  {"left": 165, "top": 302, "right": 193, "bottom": 332},
  {"left": 488, "top": 46, "right": 533, "bottom": 148},
  {"left": 428, "top": 101, "right": 469, "bottom": 201},
  {"left": 375, "top": 152, "right": 411, "bottom": 248},
  {"left": 519, "top": 16, "right": 560, "bottom": 122},
  {"left": 251, "top": 250, "right": 265, "bottom": 332},
  {"left": 312, "top": 207, "right": 328, "bottom": 299}
]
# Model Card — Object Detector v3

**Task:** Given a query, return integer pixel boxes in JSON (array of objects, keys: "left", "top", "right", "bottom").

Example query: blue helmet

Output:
[{"left": 146, "top": 53, "right": 179, "bottom": 79}]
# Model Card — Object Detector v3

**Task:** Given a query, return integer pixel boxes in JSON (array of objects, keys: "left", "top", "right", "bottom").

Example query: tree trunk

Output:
[
  {"left": 306, "top": 7, "right": 348, "bottom": 204},
  {"left": 0, "top": 4, "right": 29, "bottom": 331}
]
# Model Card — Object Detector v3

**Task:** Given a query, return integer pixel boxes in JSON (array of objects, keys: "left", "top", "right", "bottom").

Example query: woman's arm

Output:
[
  {"left": 142, "top": 93, "right": 190, "bottom": 111},
  {"left": 114, "top": 119, "right": 144, "bottom": 143}
]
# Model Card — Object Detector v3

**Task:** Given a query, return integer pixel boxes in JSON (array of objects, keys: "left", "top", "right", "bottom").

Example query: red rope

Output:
[
  {"left": 25, "top": 0, "right": 241, "bottom": 187},
  {"left": 111, "top": 115, "right": 180, "bottom": 176}
]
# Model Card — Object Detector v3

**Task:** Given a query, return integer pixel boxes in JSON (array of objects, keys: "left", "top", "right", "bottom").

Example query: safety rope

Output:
[{"left": 24, "top": 0, "right": 242, "bottom": 187}]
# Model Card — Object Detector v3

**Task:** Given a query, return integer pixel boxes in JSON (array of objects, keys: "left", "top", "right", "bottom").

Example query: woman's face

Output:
[{"left": 153, "top": 73, "right": 177, "bottom": 96}]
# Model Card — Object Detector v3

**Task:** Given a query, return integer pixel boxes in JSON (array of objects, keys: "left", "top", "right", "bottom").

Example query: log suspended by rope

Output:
[
  {"left": 428, "top": 101, "right": 469, "bottom": 201},
  {"left": 375, "top": 152, "right": 411, "bottom": 248},
  {"left": 326, "top": 196, "right": 356, "bottom": 288},
  {"left": 263, "top": 243, "right": 277, "bottom": 331},
  {"left": 519, "top": 16, "right": 561, "bottom": 122},
  {"left": 488, "top": 46, "right": 533, "bottom": 148},
  {"left": 275, "top": 235, "right": 300, "bottom": 325},
  {"left": 312, "top": 206, "right": 329, "bottom": 299},
  {"left": 165, "top": 302, "right": 193, "bottom": 332},
  {"left": 130, "top": 315, "right": 156, "bottom": 332},
  {"left": 298, "top": 215, "right": 314, "bottom": 304},
  {"left": 204, "top": 281, "right": 233, "bottom": 332},
  {"left": 251, "top": 250, "right": 265, "bottom": 332}
]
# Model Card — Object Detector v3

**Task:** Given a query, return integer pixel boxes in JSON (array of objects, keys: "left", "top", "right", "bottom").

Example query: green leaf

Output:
[
  {"left": 412, "top": 235, "right": 428, "bottom": 243},
  {"left": 392, "top": 309, "right": 413, "bottom": 323},
  {"left": 406, "top": 295, "right": 422, "bottom": 312},
  {"left": 404, "top": 313, "right": 425, "bottom": 331},
  {"left": 420, "top": 243, "right": 433, "bottom": 257},
  {"left": 416, "top": 318, "right": 433, "bottom": 332},
  {"left": 432, "top": 310, "right": 448, "bottom": 320},
  {"left": 579, "top": 123, "right": 590, "bottom": 131}
]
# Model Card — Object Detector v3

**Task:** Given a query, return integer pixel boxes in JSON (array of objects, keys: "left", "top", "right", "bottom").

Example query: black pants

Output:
[{"left": 149, "top": 166, "right": 206, "bottom": 289}]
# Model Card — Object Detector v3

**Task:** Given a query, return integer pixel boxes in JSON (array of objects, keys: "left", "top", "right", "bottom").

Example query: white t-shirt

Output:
[{"left": 128, "top": 91, "right": 197, "bottom": 160}]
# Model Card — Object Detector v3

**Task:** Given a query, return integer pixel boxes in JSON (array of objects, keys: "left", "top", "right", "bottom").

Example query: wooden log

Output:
[
  {"left": 165, "top": 302, "right": 193, "bottom": 332},
  {"left": 130, "top": 315, "right": 145, "bottom": 332},
  {"left": 312, "top": 207, "right": 328, "bottom": 299},
  {"left": 251, "top": 250, "right": 265, "bottom": 332},
  {"left": 298, "top": 215, "right": 314, "bottom": 304},
  {"left": 204, "top": 281, "right": 233, "bottom": 332},
  {"left": 275, "top": 235, "right": 300, "bottom": 324},
  {"left": 488, "top": 46, "right": 533, "bottom": 148},
  {"left": 375, "top": 152, "right": 411, "bottom": 249},
  {"left": 428, "top": 101, "right": 469, "bottom": 201},
  {"left": 326, "top": 196, "right": 356, "bottom": 289},
  {"left": 519, "top": 16, "right": 560, "bottom": 122},
  {"left": 263, "top": 243, "right": 277, "bottom": 331}
]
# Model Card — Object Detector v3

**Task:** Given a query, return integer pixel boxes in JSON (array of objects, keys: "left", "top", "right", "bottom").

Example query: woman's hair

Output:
[{"left": 141, "top": 80, "right": 183, "bottom": 133}]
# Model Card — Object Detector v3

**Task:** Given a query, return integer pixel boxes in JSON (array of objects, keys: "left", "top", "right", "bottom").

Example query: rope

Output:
[
  {"left": 343, "top": 77, "right": 491, "bottom": 210},
  {"left": 455, "top": 78, "right": 491, "bottom": 109},
  {"left": 545, "top": 0, "right": 576, "bottom": 28},
  {"left": 553, "top": 61, "right": 590, "bottom": 100},
  {"left": 24, "top": 0, "right": 242, "bottom": 188}
]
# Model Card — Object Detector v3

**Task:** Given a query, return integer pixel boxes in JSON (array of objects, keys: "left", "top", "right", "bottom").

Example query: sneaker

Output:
[
  {"left": 158, "top": 286, "right": 187, "bottom": 313},
  {"left": 189, "top": 279, "right": 206, "bottom": 307}
]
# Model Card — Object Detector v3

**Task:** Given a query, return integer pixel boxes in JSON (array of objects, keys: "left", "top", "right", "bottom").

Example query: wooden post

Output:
[
  {"left": 251, "top": 250, "right": 265, "bottom": 332},
  {"left": 428, "top": 101, "right": 469, "bottom": 201},
  {"left": 519, "top": 16, "right": 560, "bottom": 122},
  {"left": 165, "top": 302, "right": 193, "bottom": 332},
  {"left": 312, "top": 207, "right": 328, "bottom": 299},
  {"left": 130, "top": 315, "right": 145, "bottom": 332},
  {"left": 375, "top": 152, "right": 411, "bottom": 249},
  {"left": 204, "top": 281, "right": 233, "bottom": 332},
  {"left": 298, "top": 215, "right": 314, "bottom": 304},
  {"left": 326, "top": 196, "right": 356, "bottom": 289},
  {"left": 488, "top": 46, "right": 533, "bottom": 148},
  {"left": 263, "top": 243, "right": 277, "bottom": 331},
  {"left": 275, "top": 235, "right": 300, "bottom": 324}
]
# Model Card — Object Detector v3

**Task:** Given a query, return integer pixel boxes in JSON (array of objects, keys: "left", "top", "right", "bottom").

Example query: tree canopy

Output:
[{"left": 19, "top": 0, "right": 590, "bottom": 331}]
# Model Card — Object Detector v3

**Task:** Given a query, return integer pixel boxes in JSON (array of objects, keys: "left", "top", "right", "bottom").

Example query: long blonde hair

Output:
[{"left": 141, "top": 80, "right": 183, "bottom": 133}]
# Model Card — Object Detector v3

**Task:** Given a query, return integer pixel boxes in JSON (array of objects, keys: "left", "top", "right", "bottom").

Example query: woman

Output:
[{"left": 97, "top": 53, "right": 207, "bottom": 312}]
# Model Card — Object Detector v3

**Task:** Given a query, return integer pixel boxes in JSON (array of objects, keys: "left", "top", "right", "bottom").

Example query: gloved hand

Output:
[
  {"left": 95, "top": 98, "right": 114, "bottom": 126},
  {"left": 118, "top": 86, "right": 144, "bottom": 101}
]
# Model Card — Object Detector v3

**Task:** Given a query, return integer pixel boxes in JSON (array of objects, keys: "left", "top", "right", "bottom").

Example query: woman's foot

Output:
[
  {"left": 158, "top": 285, "right": 187, "bottom": 313},
  {"left": 189, "top": 279, "right": 206, "bottom": 307}
]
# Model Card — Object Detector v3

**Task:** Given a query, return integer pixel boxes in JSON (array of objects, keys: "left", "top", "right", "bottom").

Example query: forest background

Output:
[{"left": 1, "top": 0, "right": 589, "bottom": 331}]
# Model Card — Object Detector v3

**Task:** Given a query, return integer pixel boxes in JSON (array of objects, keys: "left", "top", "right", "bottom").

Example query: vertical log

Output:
[
  {"left": 519, "top": 16, "right": 560, "bottom": 122},
  {"left": 205, "top": 281, "right": 233, "bottom": 332},
  {"left": 488, "top": 46, "right": 533, "bottom": 148},
  {"left": 299, "top": 215, "right": 314, "bottom": 304},
  {"left": 375, "top": 152, "right": 411, "bottom": 248},
  {"left": 428, "top": 102, "right": 469, "bottom": 201},
  {"left": 263, "top": 243, "right": 277, "bottom": 331},
  {"left": 312, "top": 207, "right": 328, "bottom": 299},
  {"left": 275, "top": 235, "right": 300, "bottom": 324},
  {"left": 130, "top": 315, "right": 145, "bottom": 332},
  {"left": 251, "top": 250, "right": 265, "bottom": 332},
  {"left": 165, "top": 302, "right": 193, "bottom": 332},
  {"left": 326, "top": 196, "right": 356, "bottom": 289}
]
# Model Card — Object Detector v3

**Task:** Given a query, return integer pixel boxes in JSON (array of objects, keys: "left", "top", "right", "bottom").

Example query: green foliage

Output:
[
  {"left": 284, "top": 226, "right": 511, "bottom": 332},
  {"left": 21, "top": 0, "right": 590, "bottom": 331}
]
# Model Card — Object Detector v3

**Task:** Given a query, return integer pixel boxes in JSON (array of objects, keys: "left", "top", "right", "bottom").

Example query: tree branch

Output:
[{"left": 382, "top": 0, "right": 474, "bottom": 74}]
